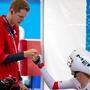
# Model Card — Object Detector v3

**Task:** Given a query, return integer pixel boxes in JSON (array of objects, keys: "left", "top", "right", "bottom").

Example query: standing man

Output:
[{"left": 0, "top": 0, "right": 37, "bottom": 89}]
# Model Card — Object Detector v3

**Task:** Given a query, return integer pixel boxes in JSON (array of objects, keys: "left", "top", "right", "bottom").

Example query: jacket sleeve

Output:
[{"left": 3, "top": 52, "right": 25, "bottom": 64}]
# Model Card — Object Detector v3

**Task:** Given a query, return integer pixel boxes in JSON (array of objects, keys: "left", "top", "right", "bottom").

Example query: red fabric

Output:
[
  {"left": 38, "top": 63, "right": 44, "bottom": 69},
  {"left": 0, "top": 16, "right": 20, "bottom": 82},
  {"left": 52, "top": 82, "right": 59, "bottom": 89},
  {"left": 20, "top": 40, "right": 41, "bottom": 76},
  {"left": 19, "top": 40, "right": 28, "bottom": 75}
]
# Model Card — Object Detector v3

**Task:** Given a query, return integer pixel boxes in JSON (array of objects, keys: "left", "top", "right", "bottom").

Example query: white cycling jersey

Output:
[
  {"left": 41, "top": 67, "right": 90, "bottom": 90},
  {"left": 60, "top": 78, "right": 90, "bottom": 90}
]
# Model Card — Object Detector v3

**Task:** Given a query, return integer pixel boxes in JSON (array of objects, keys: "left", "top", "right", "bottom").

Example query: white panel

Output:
[
  {"left": 19, "top": 26, "right": 25, "bottom": 40},
  {"left": 44, "top": 0, "right": 86, "bottom": 90}
]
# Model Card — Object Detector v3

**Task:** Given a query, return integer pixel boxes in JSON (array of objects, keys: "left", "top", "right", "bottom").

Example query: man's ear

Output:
[{"left": 10, "top": 8, "right": 14, "bottom": 15}]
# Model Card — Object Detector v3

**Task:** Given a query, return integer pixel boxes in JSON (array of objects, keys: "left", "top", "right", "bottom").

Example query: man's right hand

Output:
[{"left": 24, "top": 49, "right": 37, "bottom": 58}]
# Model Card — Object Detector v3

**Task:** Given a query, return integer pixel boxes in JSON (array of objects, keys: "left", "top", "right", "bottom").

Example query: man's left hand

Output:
[{"left": 19, "top": 82, "right": 28, "bottom": 90}]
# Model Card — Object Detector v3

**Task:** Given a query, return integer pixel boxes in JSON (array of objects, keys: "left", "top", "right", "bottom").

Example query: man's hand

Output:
[
  {"left": 19, "top": 82, "right": 28, "bottom": 90},
  {"left": 24, "top": 49, "right": 37, "bottom": 58}
]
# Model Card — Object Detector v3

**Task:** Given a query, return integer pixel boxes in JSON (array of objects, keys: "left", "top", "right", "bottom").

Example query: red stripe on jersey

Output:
[{"left": 52, "top": 82, "right": 59, "bottom": 89}]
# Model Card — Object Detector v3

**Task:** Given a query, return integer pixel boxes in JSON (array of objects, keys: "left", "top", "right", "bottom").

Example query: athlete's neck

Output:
[
  {"left": 81, "top": 78, "right": 90, "bottom": 89},
  {"left": 6, "top": 14, "right": 15, "bottom": 26}
]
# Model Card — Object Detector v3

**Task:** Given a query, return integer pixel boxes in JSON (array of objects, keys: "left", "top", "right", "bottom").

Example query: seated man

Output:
[{"left": 33, "top": 49, "right": 90, "bottom": 90}]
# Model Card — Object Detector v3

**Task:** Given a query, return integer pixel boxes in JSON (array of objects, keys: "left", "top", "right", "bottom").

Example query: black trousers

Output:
[{"left": 0, "top": 81, "right": 20, "bottom": 90}]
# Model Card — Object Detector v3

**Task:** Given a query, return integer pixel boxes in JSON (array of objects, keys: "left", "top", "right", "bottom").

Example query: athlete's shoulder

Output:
[
  {"left": 84, "top": 83, "right": 90, "bottom": 90},
  {"left": 0, "top": 16, "right": 6, "bottom": 26}
]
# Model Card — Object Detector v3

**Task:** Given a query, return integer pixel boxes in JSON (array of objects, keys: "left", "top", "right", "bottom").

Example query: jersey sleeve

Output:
[
  {"left": 59, "top": 78, "right": 76, "bottom": 89},
  {"left": 41, "top": 67, "right": 76, "bottom": 89}
]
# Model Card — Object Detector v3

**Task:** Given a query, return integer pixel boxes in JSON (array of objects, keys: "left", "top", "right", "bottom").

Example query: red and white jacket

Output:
[{"left": 0, "top": 16, "right": 20, "bottom": 82}]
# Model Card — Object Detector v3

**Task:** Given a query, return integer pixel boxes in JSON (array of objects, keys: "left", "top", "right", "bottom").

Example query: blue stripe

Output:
[
  {"left": 0, "top": 0, "right": 40, "bottom": 3},
  {"left": 28, "top": 0, "right": 40, "bottom": 3},
  {"left": 86, "top": 0, "right": 90, "bottom": 51},
  {"left": 22, "top": 76, "right": 41, "bottom": 89},
  {"left": 31, "top": 76, "right": 41, "bottom": 89},
  {"left": 0, "top": 0, "right": 11, "bottom": 2}
]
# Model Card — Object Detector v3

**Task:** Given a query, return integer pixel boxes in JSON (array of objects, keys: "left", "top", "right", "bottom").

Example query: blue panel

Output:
[
  {"left": 31, "top": 76, "right": 41, "bottom": 89},
  {"left": 86, "top": 0, "right": 90, "bottom": 51},
  {"left": 0, "top": 0, "right": 11, "bottom": 2},
  {"left": 0, "top": 0, "right": 40, "bottom": 3},
  {"left": 28, "top": 0, "right": 40, "bottom": 3},
  {"left": 20, "top": 3, "right": 40, "bottom": 39},
  {"left": 0, "top": 2, "right": 10, "bottom": 15}
]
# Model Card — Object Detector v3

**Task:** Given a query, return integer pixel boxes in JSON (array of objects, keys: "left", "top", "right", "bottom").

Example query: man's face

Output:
[
  {"left": 75, "top": 72, "right": 85, "bottom": 83},
  {"left": 11, "top": 9, "right": 27, "bottom": 25}
]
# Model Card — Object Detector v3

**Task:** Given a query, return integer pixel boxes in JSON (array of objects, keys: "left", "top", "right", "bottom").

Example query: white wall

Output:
[{"left": 44, "top": 0, "right": 86, "bottom": 90}]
